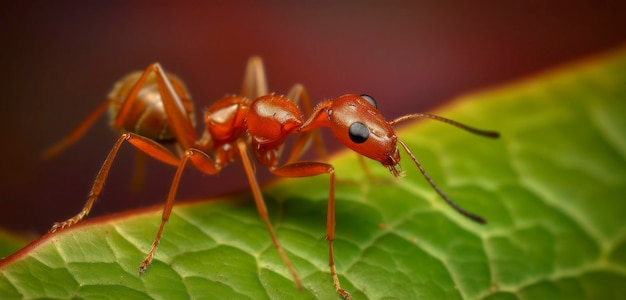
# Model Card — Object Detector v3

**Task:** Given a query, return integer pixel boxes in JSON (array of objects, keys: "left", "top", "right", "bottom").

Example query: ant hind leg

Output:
[{"left": 49, "top": 133, "right": 180, "bottom": 233}]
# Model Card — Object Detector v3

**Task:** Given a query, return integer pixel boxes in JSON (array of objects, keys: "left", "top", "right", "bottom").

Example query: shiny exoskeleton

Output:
[{"left": 44, "top": 57, "right": 499, "bottom": 300}]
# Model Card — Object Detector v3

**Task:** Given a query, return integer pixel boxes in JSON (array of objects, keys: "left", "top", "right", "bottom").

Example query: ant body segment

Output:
[{"left": 44, "top": 57, "right": 499, "bottom": 299}]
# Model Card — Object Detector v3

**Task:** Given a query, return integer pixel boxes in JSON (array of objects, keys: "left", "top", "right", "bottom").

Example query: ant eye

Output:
[
  {"left": 360, "top": 94, "right": 377, "bottom": 109},
  {"left": 348, "top": 122, "right": 369, "bottom": 143}
]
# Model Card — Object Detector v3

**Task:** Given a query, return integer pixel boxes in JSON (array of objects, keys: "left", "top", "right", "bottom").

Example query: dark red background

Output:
[{"left": 1, "top": 1, "right": 624, "bottom": 234}]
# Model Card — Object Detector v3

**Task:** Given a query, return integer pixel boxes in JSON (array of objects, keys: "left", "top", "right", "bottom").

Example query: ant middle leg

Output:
[
  {"left": 235, "top": 140, "right": 303, "bottom": 290},
  {"left": 241, "top": 56, "right": 269, "bottom": 100},
  {"left": 139, "top": 148, "right": 221, "bottom": 274}
]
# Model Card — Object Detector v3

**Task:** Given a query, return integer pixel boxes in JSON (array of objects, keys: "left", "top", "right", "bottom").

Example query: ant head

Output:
[
  {"left": 327, "top": 94, "right": 403, "bottom": 176},
  {"left": 300, "top": 93, "right": 499, "bottom": 224}
]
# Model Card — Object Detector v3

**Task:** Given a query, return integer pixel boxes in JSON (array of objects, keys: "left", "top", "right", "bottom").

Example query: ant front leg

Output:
[
  {"left": 270, "top": 161, "right": 351, "bottom": 300},
  {"left": 283, "top": 84, "right": 329, "bottom": 163},
  {"left": 49, "top": 133, "right": 180, "bottom": 233}
]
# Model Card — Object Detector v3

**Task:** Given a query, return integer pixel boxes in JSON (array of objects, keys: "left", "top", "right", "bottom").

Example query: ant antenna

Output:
[
  {"left": 390, "top": 113, "right": 500, "bottom": 138},
  {"left": 397, "top": 139, "right": 486, "bottom": 224},
  {"left": 391, "top": 113, "right": 499, "bottom": 224}
]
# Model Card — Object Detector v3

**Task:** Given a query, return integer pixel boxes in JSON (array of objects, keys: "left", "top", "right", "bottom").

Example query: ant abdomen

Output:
[{"left": 108, "top": 71, "right": 195, "bottom": 143}]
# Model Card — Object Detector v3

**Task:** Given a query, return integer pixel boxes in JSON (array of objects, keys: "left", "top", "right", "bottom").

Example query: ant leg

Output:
[
  {"left": 44, "top": 63, "right": 197, "bottom": 160},
  {"left": 139, "top": 148, "right": 221, "bottom": 274},
  {"left": 241, "top": 56, "right": 268, "bottom": 100},
  {"left": 49, "top": 133, "right": 180, "bottom": 233},
  {"left": 283, "top": 131, "right": 316, "bottom": 165},
  {"left": 356, "top": 155, "right": 378, "bottom": 182},
  {"left": 115, "top": 63, "right": 197, "bottom": 149},
  {"left": 270, "top": 161, "right": 351, "bottom": 300},
  {"left": 41, "top": 99, "right": 118, "bottom": 159},
  {"left": 235, "top": 140, "right": 302, "bottom": 290},
  {"left": 283, "top": 84, "right": 329, "bottom": 163}
]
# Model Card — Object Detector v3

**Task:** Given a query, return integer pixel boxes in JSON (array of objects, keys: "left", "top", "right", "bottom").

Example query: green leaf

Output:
[
  {"left": 0, "top": 229, "right": 30, "bottom": 259},
  {"left": 2, "top": 49, "right": 626, "bottom": 299}
]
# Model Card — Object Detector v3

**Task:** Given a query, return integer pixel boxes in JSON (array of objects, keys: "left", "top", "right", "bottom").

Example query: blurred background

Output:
[{"left": 1, "top": 1, "right": 624, "bottom": 234}]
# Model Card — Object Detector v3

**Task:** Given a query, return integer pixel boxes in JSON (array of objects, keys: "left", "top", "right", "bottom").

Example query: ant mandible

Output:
[{"left": 44, "top": 56, "right": 499, "bottom": 300}]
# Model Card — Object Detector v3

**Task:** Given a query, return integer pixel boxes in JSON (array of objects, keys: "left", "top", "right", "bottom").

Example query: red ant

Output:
[{"left": 44, "top": 57, "right": 499, "bottom": 299}]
